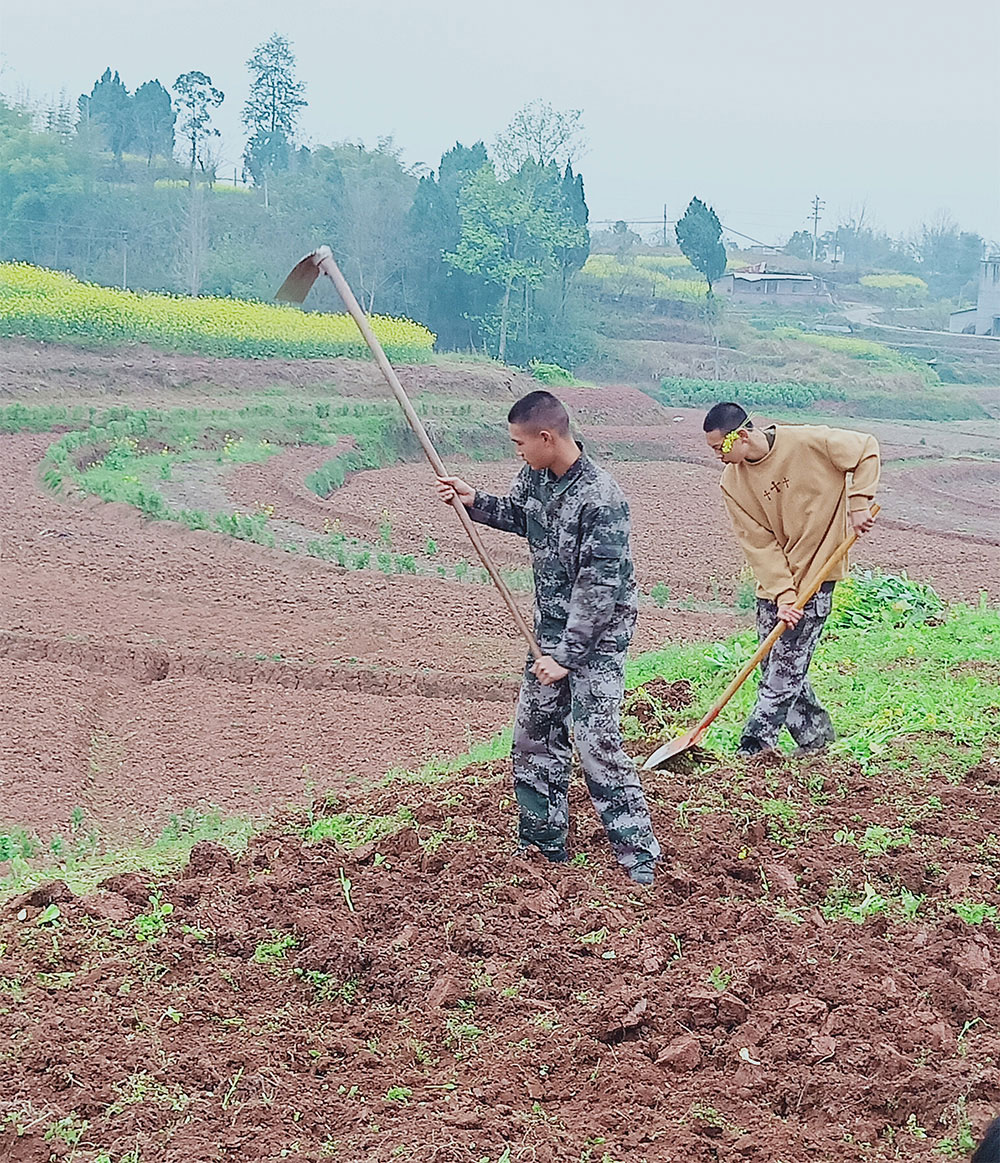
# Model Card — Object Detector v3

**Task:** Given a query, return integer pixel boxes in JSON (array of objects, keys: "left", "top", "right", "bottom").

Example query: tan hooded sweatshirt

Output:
[{"left": 721, "top": 424, "right": 880, "bottom": 606}]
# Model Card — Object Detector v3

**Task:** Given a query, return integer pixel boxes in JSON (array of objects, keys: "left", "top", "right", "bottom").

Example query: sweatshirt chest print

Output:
[{"left": 763, "top": 476, "right": 790, "bottom": 501}]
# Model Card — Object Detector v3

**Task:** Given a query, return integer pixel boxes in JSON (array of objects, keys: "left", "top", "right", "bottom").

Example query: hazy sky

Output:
[{"left": 2, "top": 0, "right": 998, "bottom": 243}]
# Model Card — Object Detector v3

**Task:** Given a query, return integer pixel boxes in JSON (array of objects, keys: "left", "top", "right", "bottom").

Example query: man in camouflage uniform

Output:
[
  {"left": 437, "top": 390, "right": 660, "bottom": 884},
  {"left": 704, "top": 401, "right": 879, "bottom": 757}
]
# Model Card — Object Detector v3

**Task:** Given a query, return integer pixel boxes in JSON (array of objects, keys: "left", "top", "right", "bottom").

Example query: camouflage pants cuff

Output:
[{"left": 515, "top": 784, "right": 567, "bottom": 856}]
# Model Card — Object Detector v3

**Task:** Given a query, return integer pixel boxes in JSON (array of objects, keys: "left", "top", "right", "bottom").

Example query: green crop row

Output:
[{"left": 655, "top": 377, "right": 846, "bottom": 410}]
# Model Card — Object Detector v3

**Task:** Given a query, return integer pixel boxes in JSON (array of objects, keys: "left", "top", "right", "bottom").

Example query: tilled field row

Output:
[{"left": 0, "top": 631, "right": 519, "bottom": 702}]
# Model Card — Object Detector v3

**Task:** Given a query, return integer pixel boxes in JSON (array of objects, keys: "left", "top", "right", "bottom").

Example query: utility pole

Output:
[
  {"left": 810, "top": 195, "right": 825, "bottom": 261},
  {"left": 121, "top": 230, "right": 128, "bottom": 290},
  {"left": 662, "top": 203, "right": 668, "bottom": 249}
]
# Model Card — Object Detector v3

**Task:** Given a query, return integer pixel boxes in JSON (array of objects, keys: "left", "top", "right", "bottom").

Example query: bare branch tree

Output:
[{"left": 491, "top": 99, "right": 585, "bottom": 177}]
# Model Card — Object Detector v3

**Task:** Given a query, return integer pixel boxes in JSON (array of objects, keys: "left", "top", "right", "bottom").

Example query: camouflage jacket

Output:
[{"left": 469, "top": 450, "right": 637, "bottom": 667}]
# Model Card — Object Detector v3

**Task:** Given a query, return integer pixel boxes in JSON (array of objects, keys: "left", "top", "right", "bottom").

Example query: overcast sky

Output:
[{"left": 2, "top": 0, "right": 997, "bottom": 244}]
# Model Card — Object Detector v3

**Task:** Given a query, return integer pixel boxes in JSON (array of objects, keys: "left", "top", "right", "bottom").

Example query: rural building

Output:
[
  {"left": 717, "top": 263, "right": 829, "bottom": 300},
  {"left": 949, "top": 256, "right": 1000, "bottom": 336}
]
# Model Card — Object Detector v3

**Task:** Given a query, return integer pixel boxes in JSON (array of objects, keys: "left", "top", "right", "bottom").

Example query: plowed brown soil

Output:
[
  {"left": 2, "top": 736, "right": 998, "bottom": 1162},
  {"left": 0, "top": 430, "right": 734, "bottom": 839},
  {"left": 2, "top": 352, "right": 999, "bottom": 838},
  {"left": 2, "top": 342, "right": 1000, "bottom": 1162},
  {"left": 255, "top": 455, "right": 999, "bottom": 602}
]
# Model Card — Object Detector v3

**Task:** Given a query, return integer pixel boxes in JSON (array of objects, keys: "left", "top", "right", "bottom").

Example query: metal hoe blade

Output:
[
  {"left": 274, "top": 253, "right": 323, "bottom": 305},
  {"left": 643, "top": 725, "right": 703, "bottom": 769}
]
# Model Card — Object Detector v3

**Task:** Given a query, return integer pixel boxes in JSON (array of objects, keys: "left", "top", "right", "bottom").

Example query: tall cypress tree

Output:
[
  {"left": 132, "top": 80, "right": 175, "bottom": 165},
  {"left": 408, "top": 141, "right": 492, "bottom": 348},
  {"left": 675, "top": 196, "right": 727, "bottom": 294},
  {"left": 556, "top": 162, "right": 590, "bottom": 309},
  {"left": 80, "top": 69, "right": 134, "bottom": 162}
]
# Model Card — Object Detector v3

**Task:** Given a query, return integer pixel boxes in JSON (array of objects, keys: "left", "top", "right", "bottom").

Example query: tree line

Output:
[
  {"left": 0, "top": 36, "right": 596, "bottom": 366},
  {"left": 0, "top": 33, "right": 988, "bottom": 365},
  {"left": 782, "top": 213, "right": 985, "bottom": 301}
]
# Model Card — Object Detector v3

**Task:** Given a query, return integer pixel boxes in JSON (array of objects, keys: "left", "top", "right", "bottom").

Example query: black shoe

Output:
[
  {"left": 792, "top": 740, "right": 832, "bottom": 758},
  {"left": 518, "top": 844, "right": 568, "bottom": 864},
  {"left": 628, "top": 861, "right": 655, "bottom": 886},
  {"left": 736, "top": 745, "right": 780, "bottom": 759}
]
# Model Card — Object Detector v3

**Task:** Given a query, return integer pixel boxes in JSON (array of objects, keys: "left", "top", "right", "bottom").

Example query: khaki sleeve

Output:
[
  {"left": 722, "top": 490, "right": 797, "bottom": 607},
  {"left": 825, "top": 428, "right": 880, "bottom": 513}
]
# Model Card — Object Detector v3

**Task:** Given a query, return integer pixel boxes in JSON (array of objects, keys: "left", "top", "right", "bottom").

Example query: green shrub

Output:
[
  {"left": 831, "top": 571, "right": 943, "bottom": 628},
  {"left": 650, "top": 581, "right": 670, "bottom": 607},
  {"left": 656, "top": 377, "right": 844, "bottom": 410},
  {"left": 530, "top": 360, "right": 578, "bottom": 386}
]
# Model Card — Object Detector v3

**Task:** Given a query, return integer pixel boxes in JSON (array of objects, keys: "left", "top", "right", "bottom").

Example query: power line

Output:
[
  {"left": 588, "top": 219, "right": 673, "bottom": 227},
  {"left": 5, "top": 218, "right": 128, "bottom": 240},
  {"left": 588, "top": 217, "right": 779, "bottom": 249},
  {"left": 2, "top": 217, "right": 132, "bottom": 288},
  {"left": 810, "top": 195, "right": 826, "bottom": 261},
  {"left": 717, "top": 224, "right": 776, "bottom": 248}
]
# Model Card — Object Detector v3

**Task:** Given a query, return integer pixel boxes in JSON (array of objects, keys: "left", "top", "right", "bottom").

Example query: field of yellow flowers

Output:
[{"left": 0, "top": 263, "right": 436, "bottom": 361}]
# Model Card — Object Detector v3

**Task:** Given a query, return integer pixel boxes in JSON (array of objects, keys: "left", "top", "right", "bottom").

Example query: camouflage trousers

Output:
[
  {"left": 738, "top": 582, "right": 836, "bottom": 754},
  {"left": 512, "top": 650, "right": 661, "bottom": 870}
]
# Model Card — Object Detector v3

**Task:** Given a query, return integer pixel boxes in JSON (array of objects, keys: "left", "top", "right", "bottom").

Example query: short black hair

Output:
[
  {"left": 703, "top": 402, "right": 752, "bottom": 434},
  {"left": 507, "top": 390, "right": 570, "bottom": 436}
]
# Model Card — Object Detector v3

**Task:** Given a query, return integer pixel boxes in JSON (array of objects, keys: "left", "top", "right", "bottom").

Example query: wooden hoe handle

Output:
[{"left": 311, "top": 247, "right": 543, "bottom": 661}]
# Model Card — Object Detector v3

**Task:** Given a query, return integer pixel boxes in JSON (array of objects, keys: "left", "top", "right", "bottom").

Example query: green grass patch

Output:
[
  {"left": 628, "top": 574, "right": 999, "bottom": 770},
  {"left": 306, "top": 806, "right": 417, "bottom": 847},
  {"left": 773, "top": 327, "right": 939, "bottom": 385},
  {"left": 253, "top": 934, "right": 298, "bottom": 964},
  {"left": 383, "top": 728, "right": 513, "bottom": 785},
  {"left": 0, "top": 809, "right": 256, "bottom": 902}
]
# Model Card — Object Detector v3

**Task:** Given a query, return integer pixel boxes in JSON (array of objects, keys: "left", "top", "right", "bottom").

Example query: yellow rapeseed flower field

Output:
[
  {"left": 581, "top": 255, "right": 707, "bottom": 302},
  {"left": 0, "top": 262, "right": 436, "bottom": 361}
]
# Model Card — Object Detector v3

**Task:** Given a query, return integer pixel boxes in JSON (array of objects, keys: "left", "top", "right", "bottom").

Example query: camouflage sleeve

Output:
[
  {"left": 550, "top": 500, "right": 630, "bottom": 668},
  {"left": 468, "top": 468, "right": 530, "bottom": 537}
]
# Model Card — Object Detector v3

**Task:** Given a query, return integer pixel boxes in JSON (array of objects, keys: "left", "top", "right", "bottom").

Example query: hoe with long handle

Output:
[
  {"left": 643, "top": 503, "right": 880, "bottom": 769},
  {"left": 275, "top": 246, "right": 542, "bottom": 660}
]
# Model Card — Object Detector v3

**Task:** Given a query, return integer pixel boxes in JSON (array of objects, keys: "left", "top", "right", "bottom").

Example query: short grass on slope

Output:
[{"left": 627, "top": 573, "right": 998, "bottom": 770}]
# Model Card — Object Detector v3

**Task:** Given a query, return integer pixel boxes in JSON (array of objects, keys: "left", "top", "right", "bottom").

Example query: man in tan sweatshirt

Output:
[{"left": 703, "top": 401, "right": 880, "bottom": 756}]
